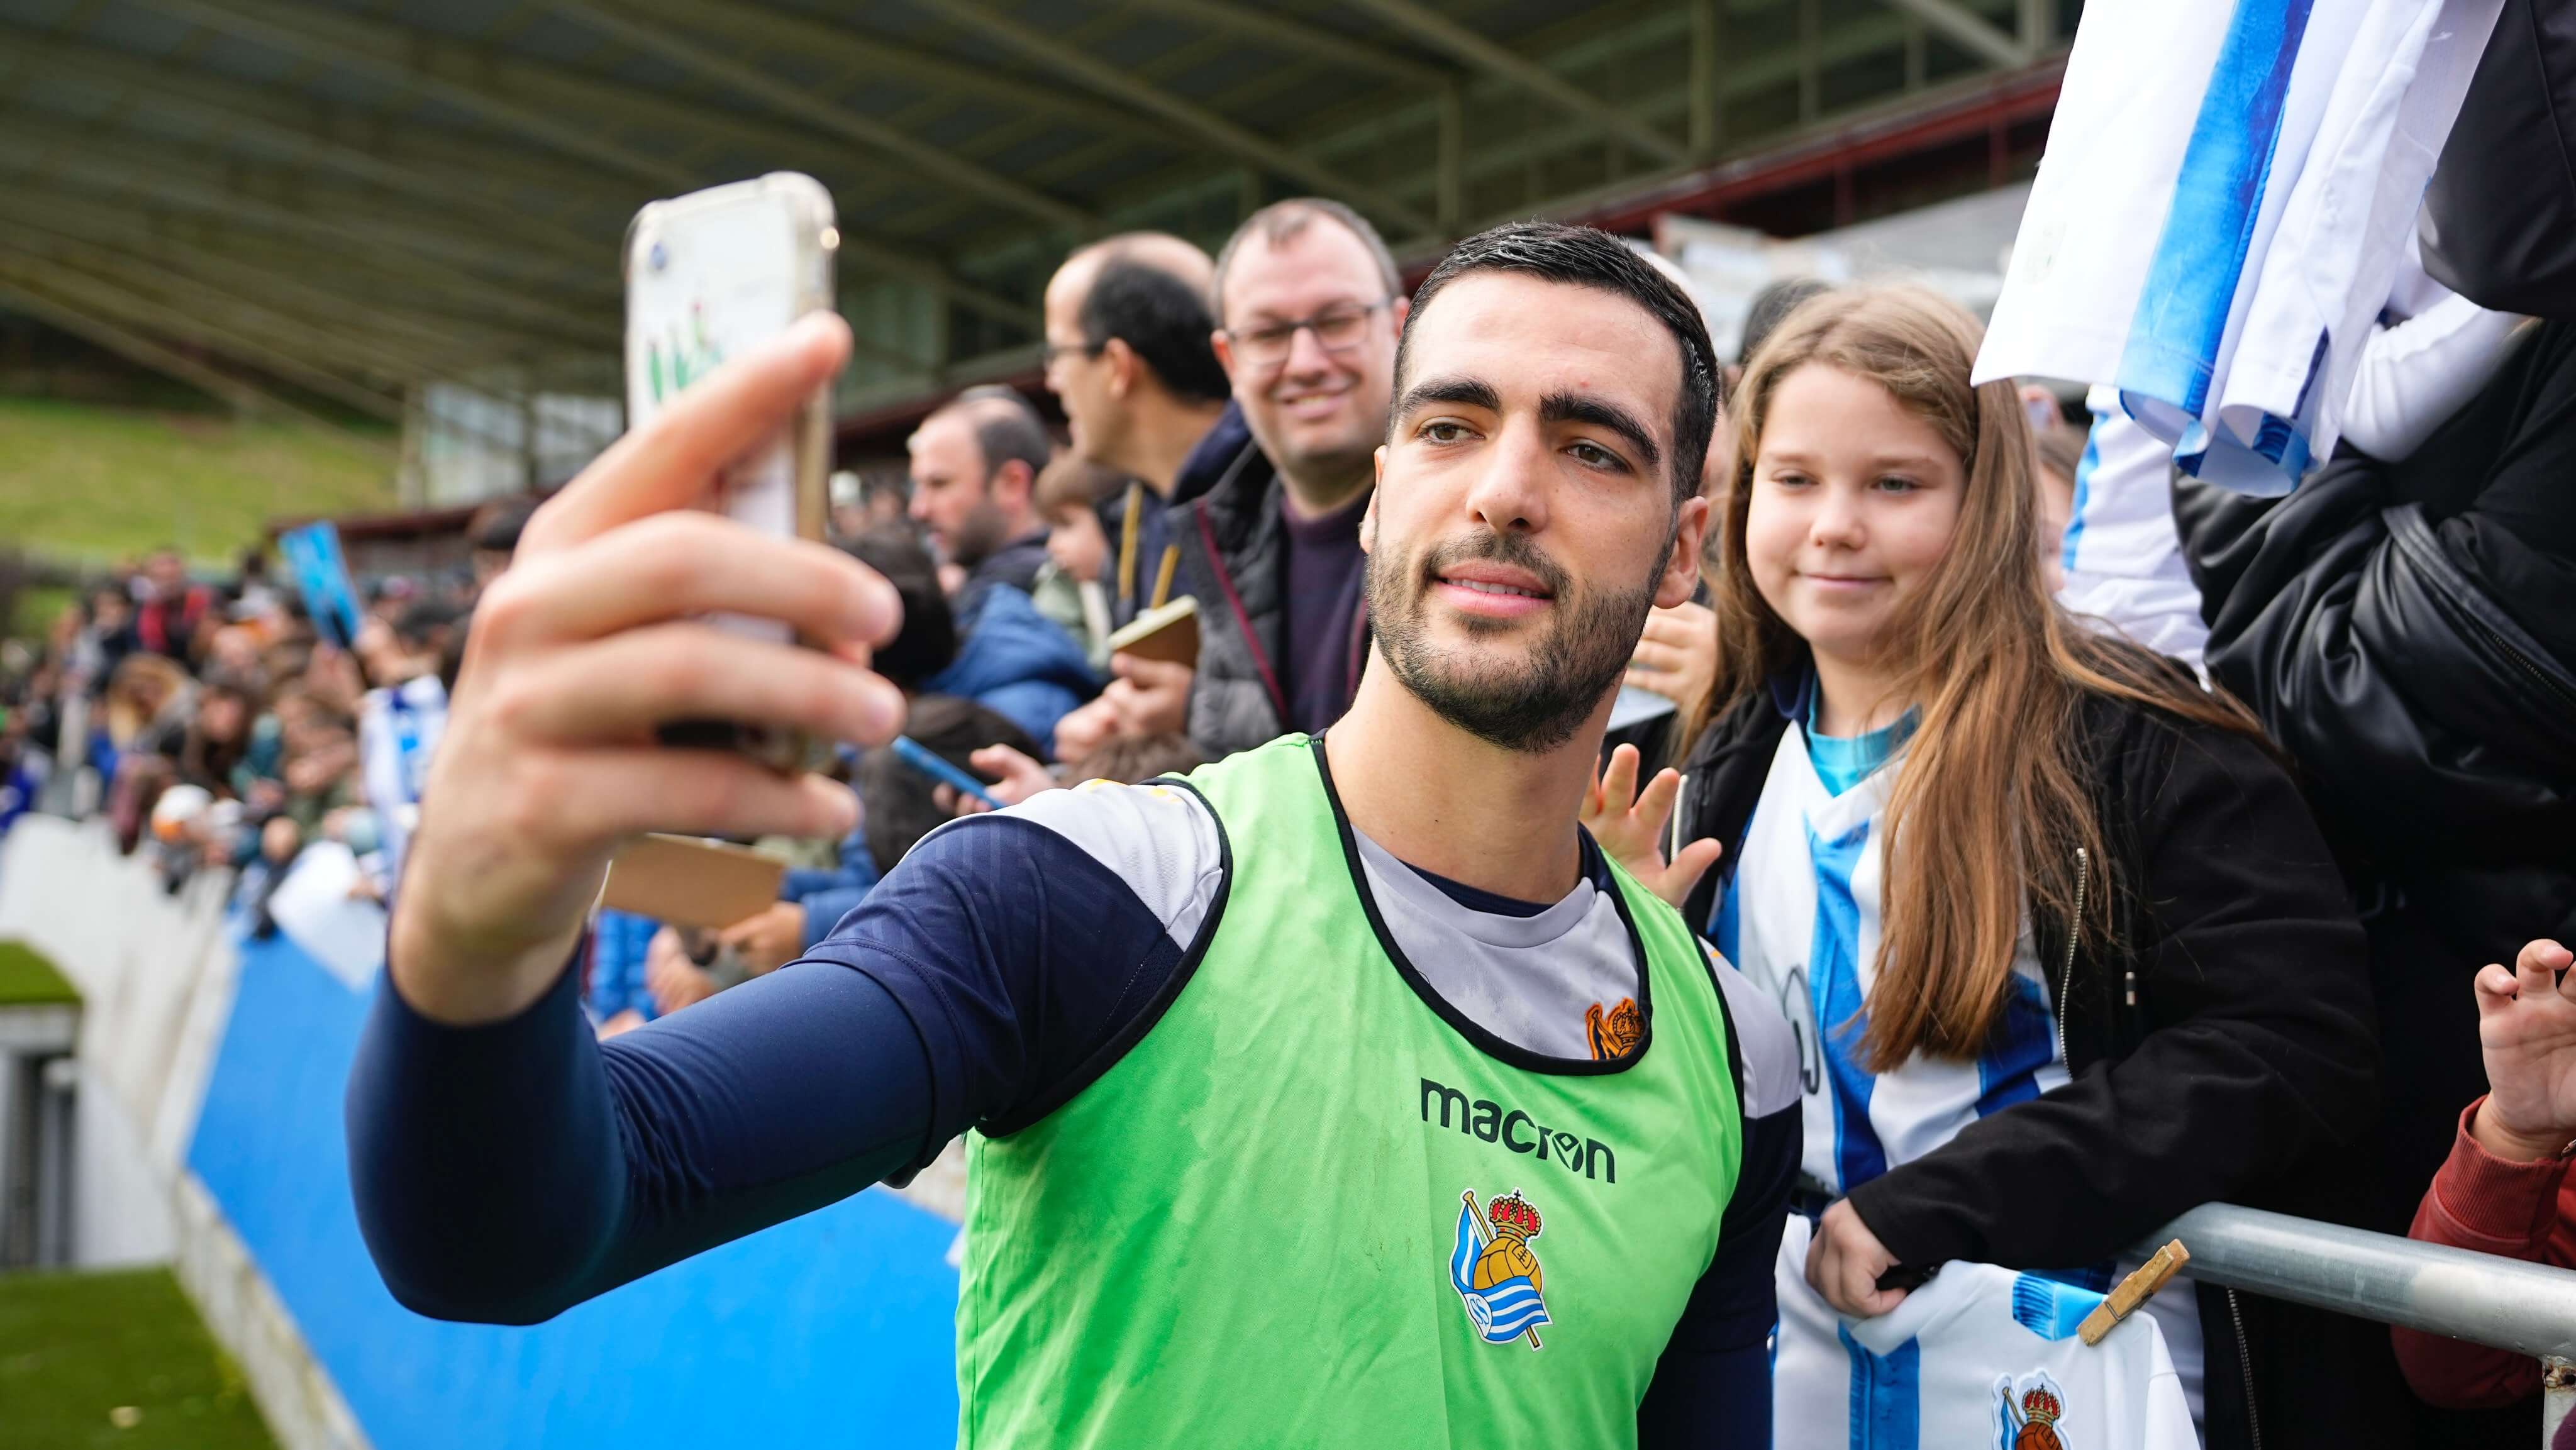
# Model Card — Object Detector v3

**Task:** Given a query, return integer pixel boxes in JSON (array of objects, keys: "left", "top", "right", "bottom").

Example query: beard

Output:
[
  {"left": 946, "top": 497, "right": 1013, "bottom": 568},
  {"left": 1367, "top": 526, "right": 1664, "bottom": 754}
]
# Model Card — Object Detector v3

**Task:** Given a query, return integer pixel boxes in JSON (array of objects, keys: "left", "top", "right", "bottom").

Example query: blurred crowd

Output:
[{"left": 0, "top": 517, "right": 502, "bottom": 919}]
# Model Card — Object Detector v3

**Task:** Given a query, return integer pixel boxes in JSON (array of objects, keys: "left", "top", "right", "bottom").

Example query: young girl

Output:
[{"left": 1594, "top": 288, "right": 2387, "bottom": 1450}]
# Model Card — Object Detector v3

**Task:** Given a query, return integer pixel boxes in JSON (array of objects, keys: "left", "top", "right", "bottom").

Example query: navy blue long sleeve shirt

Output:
[{"left": 348, "top": 783, "right": 1795, "bottom": 1446}]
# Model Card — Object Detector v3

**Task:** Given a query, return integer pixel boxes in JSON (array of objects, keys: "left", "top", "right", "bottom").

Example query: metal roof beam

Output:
[
  {"left": 118, "top": 0, "right": 694, "bottom": 189},
  {"left": 0, "top": 240, "right": 407, "bottom": 420},
  {"left": 112, "top": 0, "right": 1033, "bottom": 331},
  {"left": 118, "top": 0, "right": 1069, "bottom": 248},
  {"left": 0, "top": 27, "right": 635, "bottom": 243},
  {"left": 1875, "top": 0, "right": 2031, "bottom": 68},
  {"left": 1305, "top": 7, "right": 1940, "bottom": 208},
  {"left": 6, "top": 188, "right": 621, "bottom": 355},
  {"left": 0, "top": 158, "right": 618, "bottom": 350},
  {"left": 604, "top": 0, "right": 1174, "bottom": 143},
  {"left": 552, "top": 0, "right": 1094, "bottom": 233},
  {"left": 0, "top": 213, "right": 552, "bottom": 382},
  {"left": 1116, "top": 0, "right": 1448, "bottom": 85},
  {"left": 0, "top": 123, "right": 609, "bottom": 296},
  {"left": 0, "top": 267, "right": 388, "bottom": 447},
  {"left": 915, "top": 0, "right": 1438, "bottom": 238},
  {"left": 1335, "top": 0, "right": 1687, "bottom": 165}
]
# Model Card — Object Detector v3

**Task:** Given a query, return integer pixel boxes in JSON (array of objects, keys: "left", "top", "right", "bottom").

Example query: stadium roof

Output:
[{"left": 0, "top": 0, "right": 2073, "bottom": 441}]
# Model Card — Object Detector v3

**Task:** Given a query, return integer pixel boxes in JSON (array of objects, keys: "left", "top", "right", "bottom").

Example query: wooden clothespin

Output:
[{"left": 2078, "top": 1239, "right": 2190, "bottom": 1347}]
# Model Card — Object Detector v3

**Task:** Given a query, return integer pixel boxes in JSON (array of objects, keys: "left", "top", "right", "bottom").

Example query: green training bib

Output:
[{"left": 957, "top": 735, "right": 1744, "bottom": 1447}]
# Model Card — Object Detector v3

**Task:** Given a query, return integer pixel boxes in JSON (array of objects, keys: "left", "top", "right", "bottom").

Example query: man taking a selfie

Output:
[{"left": 347, "top": 222, "right": 1796, "bottom": 1447}]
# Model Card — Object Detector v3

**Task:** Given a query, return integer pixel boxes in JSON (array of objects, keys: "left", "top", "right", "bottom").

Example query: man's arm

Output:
[
  {"left": 348, "top": 316, "right": 916, "bottom": 1317},
  {"left": 348, "top": 787, "right": 1222, "bottom": 1322},
  {"left": 348, "top": 954, "right": 931, "bottom": 1323}
]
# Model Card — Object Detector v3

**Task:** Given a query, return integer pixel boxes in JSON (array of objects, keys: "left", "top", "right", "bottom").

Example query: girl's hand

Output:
[
  {"left": 1807, "top": 1199, "right": 1909, "bottom": 1318},
  {"left": 1580, "top": 743, "right": 1723, "bottom": 909},
  {"left": 1626, "top": 600, "right": 1718, "bottom": 712},
  {"left": 2472, "top": 939, "right": 2576, "bottom": 1161}
]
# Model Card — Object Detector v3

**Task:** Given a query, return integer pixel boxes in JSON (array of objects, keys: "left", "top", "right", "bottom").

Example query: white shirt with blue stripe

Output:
[
  {"left": 2055, "top": 387, "right": 2212, "bottom": 676},
  {"left": 1714, "top": 712, "right": 2207, "bottom": 1436},
  {"left": 1976, "top": 0, "right": 2500, "bottom": 495},
  {"left": 1772, "top": 1215, "right": 2199, "bottom": 1450}
]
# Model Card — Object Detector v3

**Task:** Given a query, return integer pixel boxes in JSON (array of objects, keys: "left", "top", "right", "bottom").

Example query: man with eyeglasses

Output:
[
  {"left": 1039, "top": 236, "right": 1233, "bottom": 643},
  {"left": 1060, "top": 199, "right": 1409, "bottom": 762}
]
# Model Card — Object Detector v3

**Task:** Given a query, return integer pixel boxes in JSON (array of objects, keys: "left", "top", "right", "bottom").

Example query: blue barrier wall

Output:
[{"left": 187, "top": 930, "right": 962, "bottom": 1449}]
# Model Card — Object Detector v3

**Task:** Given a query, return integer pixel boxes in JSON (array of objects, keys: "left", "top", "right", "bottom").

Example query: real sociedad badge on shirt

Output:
[
  {"left": 1994, "top": 1371, "right": 2074, "bottom": 1450},
  {"left": 1450, "top": 1188, "right": 1551, "bottom": 1349}
]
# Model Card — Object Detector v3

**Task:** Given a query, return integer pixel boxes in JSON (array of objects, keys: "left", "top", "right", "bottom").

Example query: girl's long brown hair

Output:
[{"left": 1706, "top": 286, "right": 2262, "bottom": 1071}]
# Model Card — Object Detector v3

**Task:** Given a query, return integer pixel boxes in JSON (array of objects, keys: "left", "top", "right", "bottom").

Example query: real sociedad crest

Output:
[
  {"left": 1450, "top": 1188, "right": 1551, "bottom": 1349},
  {"left": 1992, "top": 1370, "right": 2073, "bottom": 1450}
]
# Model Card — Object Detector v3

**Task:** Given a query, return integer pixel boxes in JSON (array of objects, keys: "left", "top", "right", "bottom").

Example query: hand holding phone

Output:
[
  {"left": 890, "top": 735, "right": 1003, "bottom": 809},
  {"left": 626, "top": 174, "right": 840, "bottom": 772},
  {"left": 388, "top": 316, "right": 906, "bottom": 1030}
]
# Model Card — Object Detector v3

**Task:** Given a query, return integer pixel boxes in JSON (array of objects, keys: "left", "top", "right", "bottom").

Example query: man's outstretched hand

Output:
[{"left": 390, "top": 314, "right": 905, "bottom": 1027}]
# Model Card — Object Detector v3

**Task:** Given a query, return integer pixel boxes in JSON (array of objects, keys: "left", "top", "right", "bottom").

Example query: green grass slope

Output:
[
  {"left": 0, "top": 397, "right": 395, "bottom": 567},
  {"left": 0, "top": 939, "right": 77, "bottom": 1007},
  {"left": 0, "top": 1266, "right": 279, "bottom": 1449}
]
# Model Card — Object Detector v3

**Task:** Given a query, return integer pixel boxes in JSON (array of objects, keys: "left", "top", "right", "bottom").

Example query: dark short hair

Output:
[
  {"left": 945, "top": 385, "right": 1052, "bottom": 485},
  {"left": 1396, "top": 221, "right": 1718, "bottom": 504},
  {"left": 1738, "top": 277, "right": 1833, "bottom": 368},
  {"left": 842, "top": 529, "right": 956, "bottom": 690},
  {"left": 1211, "top": 199, "right": 1401, "bottom": 324},
  {"left": 468, "top": 495, "right": 540, "bottom": 555},
  {"left": 1079, "top": 258, "right": 1230, "bottom": 406}
]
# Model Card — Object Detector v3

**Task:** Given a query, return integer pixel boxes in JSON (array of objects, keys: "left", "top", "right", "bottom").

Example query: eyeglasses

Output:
[
  {"left": 1220, "top": 299, "right": 1390, "bottom": 370},
  {"left": 1041, "top": 340, "right": 1104, "bottom": 367}
]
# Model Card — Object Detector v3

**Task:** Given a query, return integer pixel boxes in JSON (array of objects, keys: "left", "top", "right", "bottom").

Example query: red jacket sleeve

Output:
[{"left": 2392, "top": 1097, "right": 2576, "bottom": 1408}]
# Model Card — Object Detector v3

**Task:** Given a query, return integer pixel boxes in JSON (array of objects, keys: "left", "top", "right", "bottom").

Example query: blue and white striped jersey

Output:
[
  {"left": 1772, "top": 1216, "right": 2199, "bottom": 1450},
  {"left": 1977, "top": 0, "right": 2500, "bottom": 495},
  {"left": 1716, "top": 724, "right": 2067, "bottom": 1200},
  {"left": 1713, "top": 722, "right": 2208, "bottom": 1431}
]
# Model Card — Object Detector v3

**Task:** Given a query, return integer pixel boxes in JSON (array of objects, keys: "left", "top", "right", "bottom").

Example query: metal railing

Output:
[{"left": 2142, "top": 1204, "right": 2576, "bottom": 1444}]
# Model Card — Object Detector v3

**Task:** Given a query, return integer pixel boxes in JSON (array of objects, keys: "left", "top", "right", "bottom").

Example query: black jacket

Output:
[
  {"left": 2174, "top": 323, "right": 2576, "bottom": 1445},
  {"left": 2174, "top": 326, "right": 2576, "bottom": 961},
  {"left": 1172, "top": 437, "right": 1370, "bottom": 760},
  {"left": 1675, "top": 670, "right": 2389, "bottom": 1450},
  {"left": 2423, "top": 0, "right": 2576, "bottom": 319}
]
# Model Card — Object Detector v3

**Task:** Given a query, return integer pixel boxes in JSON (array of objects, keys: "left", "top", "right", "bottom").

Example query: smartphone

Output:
[
  {"left": 624, "top": 172, "right": 839, "bottom": 771},
  {"left": 888, "top": 735, "right": 1003, "bottom": 809}
]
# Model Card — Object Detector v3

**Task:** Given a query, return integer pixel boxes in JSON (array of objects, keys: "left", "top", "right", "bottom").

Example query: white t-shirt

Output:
[
  {"left": 2340, "top": 245, "right": 2529, "bottom": 462},
  {"left": 2057, "top": 387, "right": 2212, "bottom": 675},
  {"left": 1774, "top": 1215, "right": 2202, "bottom": 1450}
]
